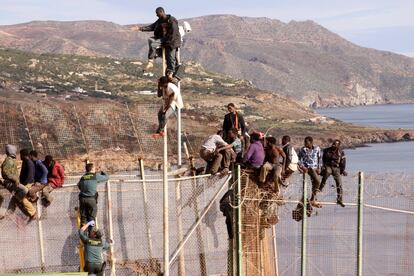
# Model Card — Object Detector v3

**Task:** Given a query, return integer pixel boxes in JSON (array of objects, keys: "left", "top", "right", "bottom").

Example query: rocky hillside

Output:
[
  {"left": 0, "top": 49, "right": 413, "bottom": 173},
  {"left": 1, "top": 16, "right": 414, "bottom": 107}
]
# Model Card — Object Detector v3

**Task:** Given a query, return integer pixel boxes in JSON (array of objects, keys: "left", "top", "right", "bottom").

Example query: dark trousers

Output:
[
  {"left": 147, "top": 38, "right": 177, "bottom": 75},
  {"left": 320, "top": 166, "right": 343, "bottom": 201},
  {"left": 306, "top": 168, "right": 321, "bottom": 201},
  {"left": 200, "top": 148, "right": 234, "bottom": 174},
  {"left": 157, "top": 106, "right": 176, "bottom": 133},
  {"left": 84, "top": 261, "right": 105, "bottom": 276},
  {"left": 79, "top": 195, "right": 98, "bottom": 226},
  {"left": 165, "top": 46, "right": 177, "bottom": 75}
]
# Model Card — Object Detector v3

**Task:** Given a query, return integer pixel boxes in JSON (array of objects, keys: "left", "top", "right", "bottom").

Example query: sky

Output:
[{"left": 0, "top": 0, "right": 413, "bottom": 57}]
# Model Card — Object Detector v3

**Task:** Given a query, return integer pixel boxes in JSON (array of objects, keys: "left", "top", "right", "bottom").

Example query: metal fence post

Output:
[
  {"left": 272, "top": 225, "right": 279, "bottom": 276},
  {"left": 19, "top": 104, "right": 34, "bottom": 149},
  {"left": 162, "top": 47, "right": 170, "bottom": 276},
  {"left": 36, "top": 198, "right": 46, "bottom": 272},
  {"left": 139, "top": 159, "right": 154, "bottom": 259},
  {"left": 175, "top": 179, "right": 185, "bottom": 276},
  {"left": 301, "top": 173, "right": 307, "bottom": 276},
  {"left": 357, "top": 172, "right": 364, "bottom": 276},
  {"left": 177, "top": 82, "right": 182, "bottom": 167},
  {"left": 237, "top": 165, "right": 243, "bottom": 276},
  {"left": 106, "top": 180, "right": 116, "bottom": 276}
]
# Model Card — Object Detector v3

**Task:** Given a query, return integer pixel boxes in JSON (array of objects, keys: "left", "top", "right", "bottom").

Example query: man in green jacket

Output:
[
  {"left": 79, "top": 220, "right": 110, "bottom": 275},
  {"left": 78, "top": 163, "right": 109, "bottom": 226},
  {"left": 0, "top": 144, "right": 36, "bottom": 221}
]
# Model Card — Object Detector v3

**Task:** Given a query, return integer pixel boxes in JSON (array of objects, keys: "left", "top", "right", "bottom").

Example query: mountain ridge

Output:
[{"left": 0, "top": 15, "right": 413, "bottom": 107}]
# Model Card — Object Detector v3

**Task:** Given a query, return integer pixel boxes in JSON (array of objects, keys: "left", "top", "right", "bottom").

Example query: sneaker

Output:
[
  {"left": 151, "top": 132, "right": 165, "bottom": 139},
  {"left": 144, "top": 60, "right": 154, "bottom": 72},
  {"left": 336, "top": 200, "right": 345, "bottom": 208}
]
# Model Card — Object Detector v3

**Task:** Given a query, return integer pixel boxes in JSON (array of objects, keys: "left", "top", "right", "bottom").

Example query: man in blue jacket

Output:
[
  {"left": 78, "top": 163, "right": 109, "bottom": 226},
  {"left": 27, "top": 150, "right": 49, "bottom": 202}
]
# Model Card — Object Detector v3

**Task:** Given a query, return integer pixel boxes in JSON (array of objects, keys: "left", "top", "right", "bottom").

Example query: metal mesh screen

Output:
[
  {"left": 0, "top": 173, "right": 231, "bottom": 275},
  {"left": 239, "top": 171, "right": 414, "bottom": 276},
  {"left": 0, "top": 101, "right": 191, "bottom": 165}
]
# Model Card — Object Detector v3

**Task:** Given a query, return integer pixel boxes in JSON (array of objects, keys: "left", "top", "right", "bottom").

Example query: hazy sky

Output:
[{"left": 1, "top": 0, "right": 413, "bottom": 56}]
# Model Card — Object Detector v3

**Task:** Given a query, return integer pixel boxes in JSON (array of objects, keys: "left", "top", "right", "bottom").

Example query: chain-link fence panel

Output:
[
  {"left": 0, "top": 102, "right": 32, "bottom": 152},
  {"left": 0, "top": 172, "right": 232, "bottom": 275},
  {"left": 21, "top": 103, "right": 87, "bottom": 159},
  {"left": 240, "top": 171, "right": 414, "bottom": 276},
  {"left": 363, "top": 173, "right": 414, "bottom": 276},
  {"left": 0, "top": 190, "right": 42, "bottom": 274}
]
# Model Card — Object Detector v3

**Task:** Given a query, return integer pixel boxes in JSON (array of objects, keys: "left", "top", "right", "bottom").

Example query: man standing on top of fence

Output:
[
  {"left": 78, "top": 163, "right": 109, "bottom": 226},
  {"left": 152, "top": 76, "right": 183, "bottom": 138},
  {"left": 319, "top": 139, "right": 347, "bottom": 207},
  {"left": 298, "top": 136, "right": 322, "bottom": 208},
  {"left": 0, "top": 145, "right": 36, "bottom": 221},
  {"left": 223, "top": 103, "right": 248, "bottom": 149},
  {"left": 131, "top": 7, "right": 181, "bottom": 80}
]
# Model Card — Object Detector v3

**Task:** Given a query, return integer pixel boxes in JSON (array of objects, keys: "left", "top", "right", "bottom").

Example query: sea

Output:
[{"left": 316, "top": 104, "right": 414, "bottom": 173}]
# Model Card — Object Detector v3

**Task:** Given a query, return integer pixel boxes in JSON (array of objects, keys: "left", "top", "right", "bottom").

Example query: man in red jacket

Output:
[{"left": 42, "top": 155, "right": 65, "bottom": 207}]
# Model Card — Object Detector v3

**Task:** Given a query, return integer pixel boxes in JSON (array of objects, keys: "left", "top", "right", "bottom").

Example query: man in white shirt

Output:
[
  {"left": 153, "top": 76, "right": 183, "bottom": 138},
  {"left": 199, "top": 131, "right": 235, "bottom": 175}
]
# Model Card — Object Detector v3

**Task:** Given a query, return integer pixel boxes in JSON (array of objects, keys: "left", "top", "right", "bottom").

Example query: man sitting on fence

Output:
[
  {"left": 78, "top": 163, "right": 109, "bottom": 226},
  {"left": 152, "top": 76, "right": 183, "bottom": 139},
  {"left": 220, "top": 128, "right": 243, "bottom": 163},
  {"left": 200, "top": 131, "right": 235, "bottom": 175},
  {"left": 26, "top": 150, "right": 49, "bottom": 202},
  {"left": 319, "top": 139, "right": 347, "bottom": 207},
  {"left": 259, "top": 137, "right": 286, "bottom": 194},
  {"left": 79, "top": 220, "right": 110, "bottom": 276},
  {"left": 243, "top": 132, "right": 265, "bottom": 170},
  {"left": 28, "top": 154, "right": 65, "bottom": 207},
  {"left": 0, "top": 145, "right": 36, "bottom": 221}
]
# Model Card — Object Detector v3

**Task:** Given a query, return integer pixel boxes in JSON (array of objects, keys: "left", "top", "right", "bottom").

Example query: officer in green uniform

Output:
[
  {"left": 77, "top": 163, "right": 109, "bottom": 226},
  {"left": 79, "top": 220, "right": 110, "bottom": 275}
]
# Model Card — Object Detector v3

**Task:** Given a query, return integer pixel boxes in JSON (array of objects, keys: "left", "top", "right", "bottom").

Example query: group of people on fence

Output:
[
  {"left": 201, "top": 103, "right": 348, "bottom": 234},
  {"left": 0, "top": 145, "right": 111, "bottom": 275},
  {"left": 0, "top": 145, "right": 64, "bottom": 221},
  {"left": 0, "top": 6, "right": 350, "bottom": 274}
]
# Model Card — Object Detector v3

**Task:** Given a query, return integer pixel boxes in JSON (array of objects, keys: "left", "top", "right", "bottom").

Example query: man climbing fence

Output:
[{"left": 131, "top": 7, "right": 181, "bottom": 80}]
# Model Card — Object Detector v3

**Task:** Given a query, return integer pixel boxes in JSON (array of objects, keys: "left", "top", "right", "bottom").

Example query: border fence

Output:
[
  {"left": 0, "top": 169, "right": 413, "bottom": 275},
  {"left": 0, "top": 102, "right": 413, "bottom": 275}
]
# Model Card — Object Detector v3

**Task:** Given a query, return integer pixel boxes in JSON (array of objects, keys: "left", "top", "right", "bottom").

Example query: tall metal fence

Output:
[
  {"left": 0, "top": 170, "right": 413, "bottom": 275},
  {"left": 239, "top": 171, "right": 414, "bottom": 276},
  {"left": 0, "top": 172, "right": 232, "bottom": 276},
  {"left": 0, "top": 101, "right": 204, "bottom": 163}
]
